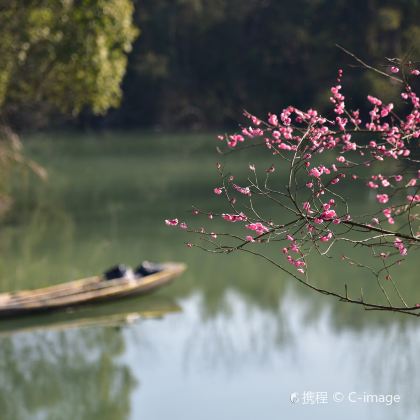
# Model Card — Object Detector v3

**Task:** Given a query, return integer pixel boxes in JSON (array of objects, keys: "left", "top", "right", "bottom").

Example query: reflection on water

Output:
[
  {"left": 0, "top": 327, "right": 137, "bottom": 420},
  {"left": 0, "top": 132, "right": 418, "bottom": 419},
  {"left": 129, "top": 291, "right": 420, "bottom": 420},
  {"left": 0, "top": 296, "right": 181, "bottom": 336}
]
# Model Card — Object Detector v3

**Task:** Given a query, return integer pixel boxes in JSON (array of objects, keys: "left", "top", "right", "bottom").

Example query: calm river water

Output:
[{"left": 0, "top": 131, "right": 418, "bottom": 420}]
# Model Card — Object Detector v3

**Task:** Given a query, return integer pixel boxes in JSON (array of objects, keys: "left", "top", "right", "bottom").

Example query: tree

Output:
[
  {"left": 0, "top": 0, "right": 138, "bottom": 211},
  {"left": 0, "top": 0, "right": 138, "bottom": 123},
  {"left": 167, "top": 52, "right": 420, "bottom": 316}
]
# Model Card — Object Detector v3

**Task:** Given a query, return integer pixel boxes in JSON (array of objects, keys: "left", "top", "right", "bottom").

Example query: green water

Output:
[{"left": 0, "top": 131, "right": 419, "bottom": 420}]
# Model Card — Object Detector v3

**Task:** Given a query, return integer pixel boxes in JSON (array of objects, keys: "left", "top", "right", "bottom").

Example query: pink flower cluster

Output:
[
  {"left": 330, "top": 72, "right": 345, "bottom": 114},
  {"left": 165, "top": 219, "right": 188, "bottom": 229},
  {"left": 167, "top": 60, "right": 419, "bottom": 292},
  {"left": 233, "top": 184, "right": 251, "bottom": 196},
  {"left": 222, "top": 212, "right": 247, "bottom": 222},
  {"left": 246, "top": 222, "right": 269, "bottom": 235},
  {"left": 376, "top": 194, "right": 389, "bottom": 204},
  {"left": 407, "top": 195, "right": 420, "bottom": 203},
  {"left": 282, "top": 235, "right": 306, "bottom": 273},
  {"left": 394, "top": 238, "right": 408, "bottom": 256},
  {"left": 320, "top": 231, "right": 333, "bottom": 242},
  {"left": 383, "top": 207, "right": 395, "bottom": 224},
  {"left": 228, "top": 134, "right": 244, "bottom": 148}
]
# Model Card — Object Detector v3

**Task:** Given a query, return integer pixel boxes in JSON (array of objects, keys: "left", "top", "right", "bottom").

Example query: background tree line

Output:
[
  {"left": 0, "top": 0, "right": 419, "bottom": 131},
  {"left": 108, "top": 0, "right": 420, "bottom": 130}
]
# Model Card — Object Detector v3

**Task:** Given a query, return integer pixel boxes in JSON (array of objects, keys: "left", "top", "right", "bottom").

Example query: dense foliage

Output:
[
  {"left": 114, "top": 0, "right": 420, "bottom": 128},
  {"left": 0, "top": 0, "right": 138, "bottom": 125},
  {"left": 0, "top": 0, "right": 137, "bottom": 212}
]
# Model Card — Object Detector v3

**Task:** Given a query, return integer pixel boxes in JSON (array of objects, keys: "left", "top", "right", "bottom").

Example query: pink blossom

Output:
[
  {"left": 320, "top": 232, "right": 333, "bottom": 242},
  {"left": 394, "top": 238, "right": 408, "bottom": 256},
  {"left": 165, "top": 218, "right": 179, "bottom": 226},
  {"left": 367, "top": 181, "right": 378, "bottom": 189},
  {"left": 376, "top": 194, "right": 389, "bottom": 204},
  {"left": 233, "top": 184, "right": 251, "bottom": 196},
  {"left": 294, "top": 260, "right": 305, "bottom": 268},
  {"left": 367, "top": 95, "right": 382, "bottom": 106},
  {"left": 380, "top": 103, "right": 394, "bottom": 117},
  {"left": 309, "top": 167, "right": 323, "bottom": 178},
  {"left": 330, "top": 177, "right": 340, "bottom": 185},
  {"left": 245, "top": 235, "right": 255, "bottom": 242},
  {"left": 251, "top": 115, "right": 261, "bottom": 125},
  {"left": 306, "top": 224, "right": 315, "bottom": 233},
  {"left": 247, "top": 127, "right": 264, "bottom": 137},
  {"left": 407, "top": 195, "right": 420, "bottom": 203},
  {"left": 272, "top": 130, "right": 281, "bottom": 140},
  {"left": 411, "top": 69, "right": 420, "bottom": 76},
  {"left": 268, "top": 114, "right": 278, "bottom": 126},
  {"left": 302, "top": 201, "right": 313, "bottom": 214},
  {"left": 214, "top": 187, "right": 223, "bottom": 195},
  {"left": 291, "top": 243, "right": 300, "bottom": 253},
  {"left": 322, "top": 209, "right": 337, "bottom": 220},
  {"left": 228, "top": 134, "right": 244, "bottom": 148},
  {"left": 222, "top": 213, "right": 247, "bottom": 222},
  {"left": 383, "top": 208, "right": 392, "bottom": 218},
  {"left": 179, "top": 222, "right": 188, "bottom": 229},
  {"left": 246, "top": 222, "right": 270, "bottom": 235},
  {"left": 390, "top": 66, "right": 399, "bottom": 74}
]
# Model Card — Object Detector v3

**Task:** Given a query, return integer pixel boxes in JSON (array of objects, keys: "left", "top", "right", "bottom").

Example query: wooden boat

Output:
[{"left": 0, "top": 262, "right": 186, "bottom": 317}]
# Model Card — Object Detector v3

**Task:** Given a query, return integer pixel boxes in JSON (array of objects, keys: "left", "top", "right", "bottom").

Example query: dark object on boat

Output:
[
  {"left": 135, "top": 261, "right": 165, "bottom": 277},
  {"left": 0, "top": 262, "right": 186, "bottom": 317},
  {"left": 104, "top": 264, "right": 129, "bottom": 280}
]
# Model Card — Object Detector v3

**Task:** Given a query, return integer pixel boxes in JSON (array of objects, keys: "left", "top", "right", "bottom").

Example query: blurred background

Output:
[
  {"left": 0, "top": 1, "right": 419, "bottom": 420},
  {"left": 1, "top": 0, "right": 419, "bottom": 133}
]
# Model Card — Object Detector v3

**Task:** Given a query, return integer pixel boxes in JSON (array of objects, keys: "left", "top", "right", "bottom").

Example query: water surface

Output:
[{"left": 0, "top": 131, "right": 418, "bottom": 420}]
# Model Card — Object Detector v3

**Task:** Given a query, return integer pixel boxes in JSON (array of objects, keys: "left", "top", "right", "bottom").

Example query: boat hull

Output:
[{"left": 0, "top": 262, "right": 186, "bottom": 317}]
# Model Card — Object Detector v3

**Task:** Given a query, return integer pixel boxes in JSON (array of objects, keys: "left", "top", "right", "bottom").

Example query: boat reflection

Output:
[{"left": 0, "top": 296, "right": 181, "bottom": 336}]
